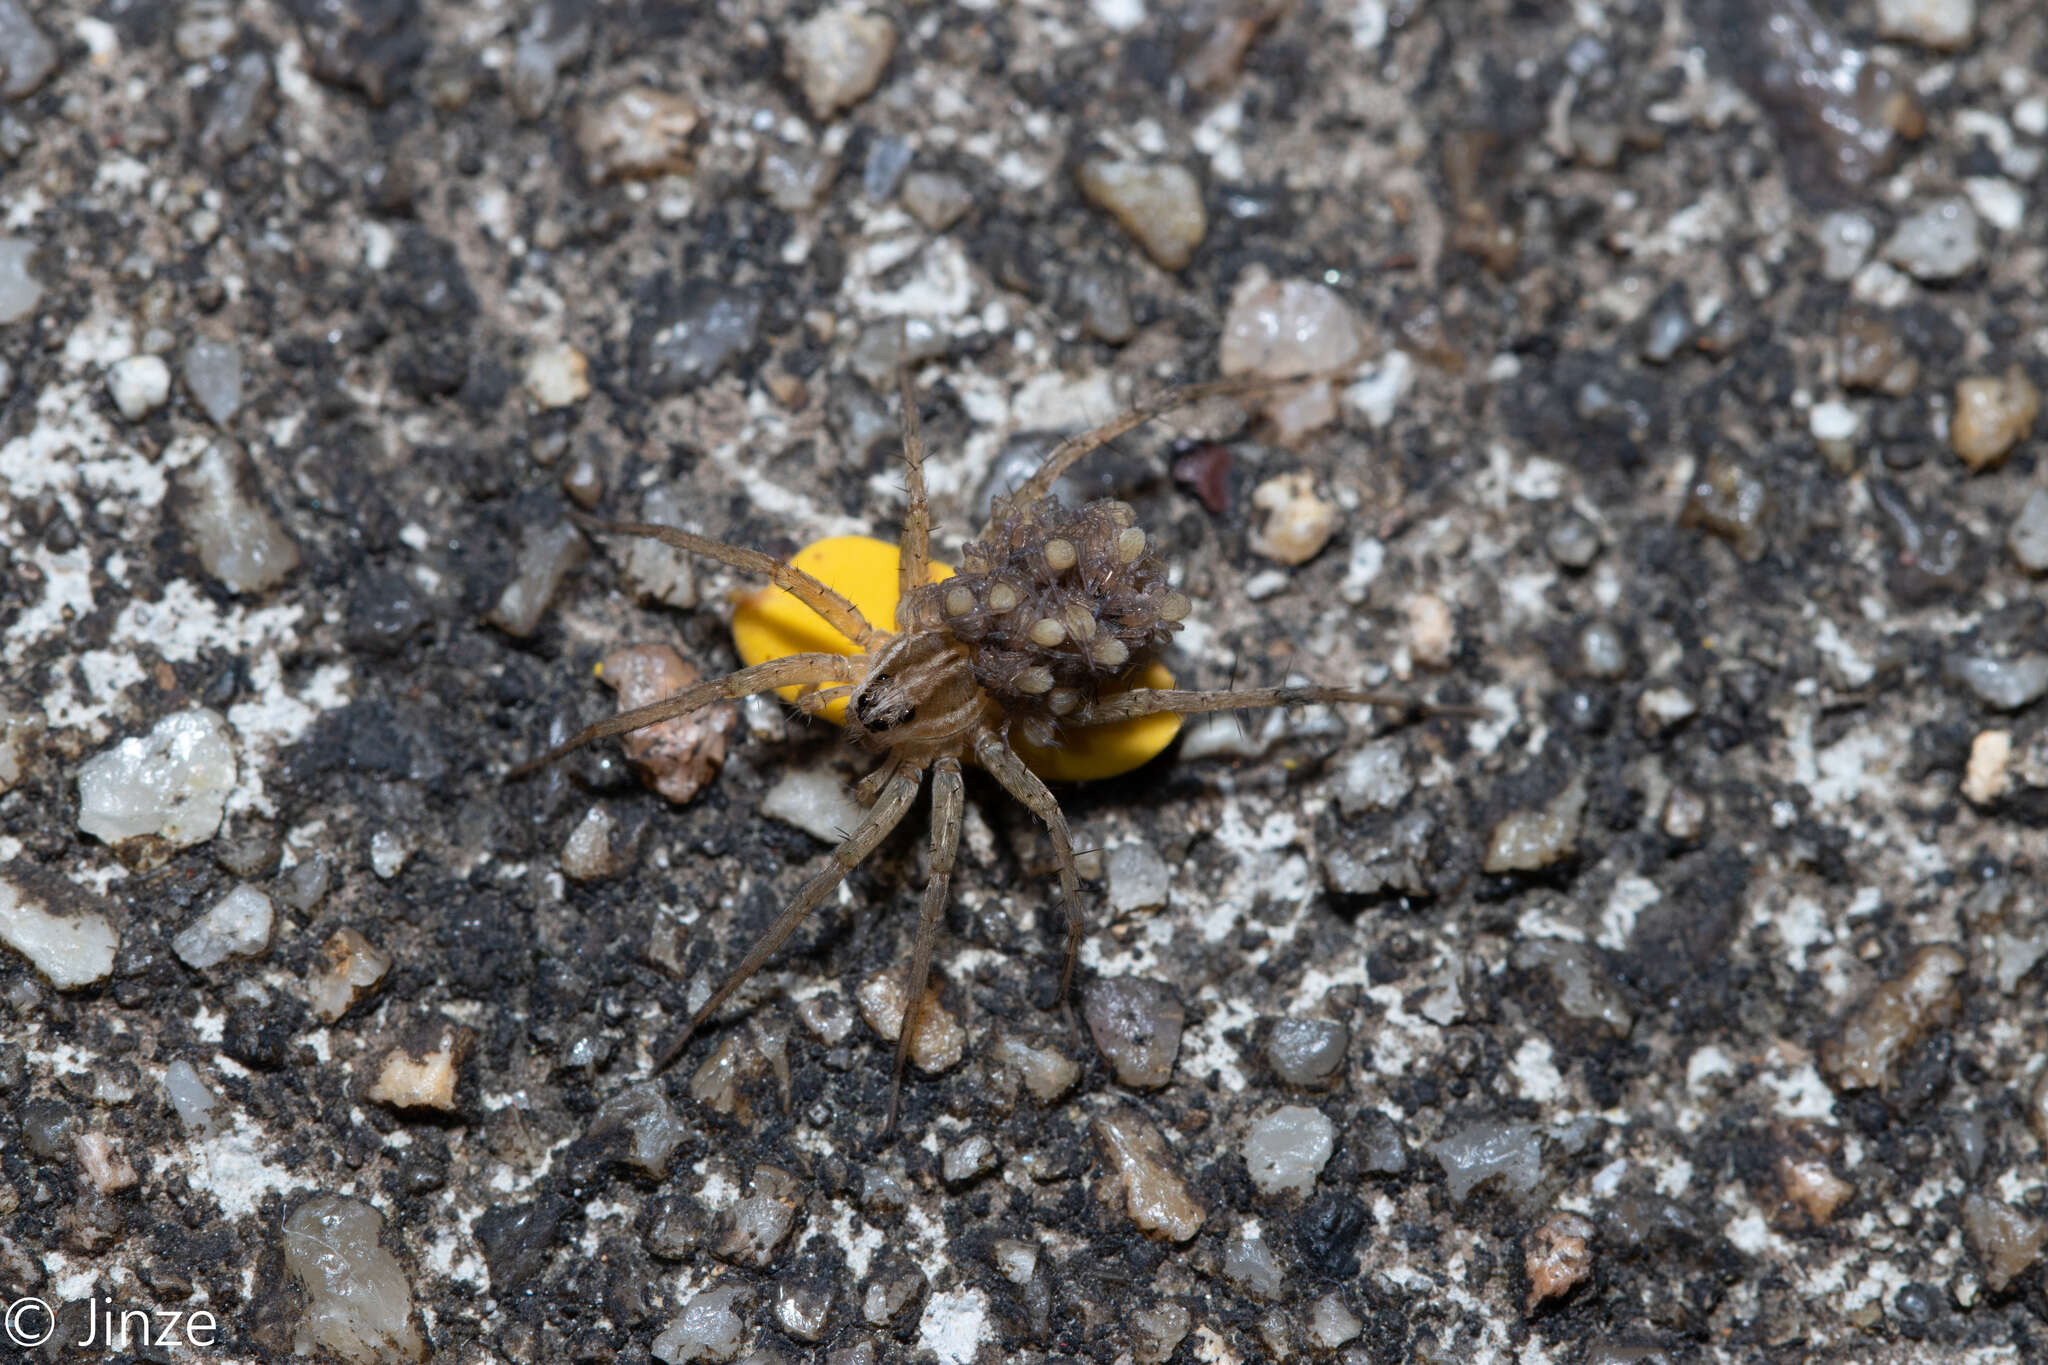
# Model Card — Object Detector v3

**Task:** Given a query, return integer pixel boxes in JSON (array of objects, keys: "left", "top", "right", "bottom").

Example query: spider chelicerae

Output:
[{"left": 520, "top": 364, "right": 1459, "bottom": 1129}]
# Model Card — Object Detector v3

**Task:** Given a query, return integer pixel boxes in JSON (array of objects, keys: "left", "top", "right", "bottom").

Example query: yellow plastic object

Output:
[{"left": 730, "top": 534, "right": 1181, "bottom": 781}]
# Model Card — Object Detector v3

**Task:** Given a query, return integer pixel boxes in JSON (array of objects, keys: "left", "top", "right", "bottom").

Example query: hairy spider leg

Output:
[
  {"left": 998, "top": 372, "right": 1338, "bottom": 520},
  {"left": 895, "top": 362, "right": 934, "bottom": 609},
  {"left": 652, "top": 765, "right": 927, "bottom": 1075},
  {"left": 886, "top": 756, "right": 963, "bottom": 1134},
  {"left": 973, "top": 732, "right": 1089, "bottom": 1000},
  {"left": 1070, "top": 683, "right": 1446, "bottom": 726},
  {"left": 511, "top": 652, "right": 857, "bottom": 776},
  {"left": 568, "top": 512, "right": 879, "bottom": 650}
]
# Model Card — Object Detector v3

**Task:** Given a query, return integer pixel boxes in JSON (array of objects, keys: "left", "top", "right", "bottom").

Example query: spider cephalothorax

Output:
[{"left": 519, "top": 367, "right": 1452, "bottom": 1129}]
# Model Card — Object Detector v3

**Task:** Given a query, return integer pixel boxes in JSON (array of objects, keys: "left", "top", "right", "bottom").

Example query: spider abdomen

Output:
[{"left": 924, "top": 497, "right": 1191, "bottom": 714}]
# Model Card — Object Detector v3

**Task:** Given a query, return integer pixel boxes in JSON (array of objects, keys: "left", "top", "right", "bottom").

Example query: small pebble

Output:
[
  {"left": 1963, "top": 1194, "right": 2047, "bottom": 1292},
  {"left": 1961, "top": 729, "right": 2011, "bottom": 806},
  {"left": 178, "top": 441, "right": 302, "bottom": 593},
  {"left": 855, "top": 969, "right": 964, "bottom": 1074},
  {"left": 1882, "top": 198, "right": 1982, "bottom": 282},
  {"left": 1105, "top": 842, "right": 1171, "bottom": 914},
  {"left": 1407, "top": 593, "right": 1456, "bottom": 669},
  {"left": 1083, "top": 976, "right": 1184, "bottom": 1089},
  {"left": 2008, "top": 488, "right": 2048, "bottom": 572},
  {"left": 1221, "top": 1226, "right": 1286, "bottom": 1300},
  {"left": 1247, "top": 472, "right": 1338, "bottom": 564},
  {"left": 177, "top": 2, "right": 238, "bottom": 62},
  {"left": 1130, "top": 1303, "right": 1192, "bottom": 1365},
  {"left": 1220, "top": 276, "right": 1366, "bottom": 439},
  {"left": 525, "top": 342, "right": 591, "bottom": 409},
  {"left": 1820, "top": 944, "right": 1966, "bottom": 1091},
  {"left": 1545, "top": 514, "right": 1601, "bottom": 569},
  {"left": 370, "top": 829, "right": 409, "bottom": 879},
  {"left": 1944, "top": 651, "right": 2048, "bottom": 710},
  {"left": 1065, "top": 259, "right": 1135, "bottom": 344},
  {"left": 487, "top": 521, "right": 586, "bottom": 637},
  {"left": 1512, "top": 939, "right": 1633, "bottom": 1035},
  {"left": 653, "top": 1286, "right": 747, "bottom": 1364},
  {"left": 902, "top": 171, "right": 972, "bottom": 231},
  {"left": 1429, "top": 1121, "right": 1544, "bottom": 1202},
  {"left": 561, "top": 806, "right": 623, "bottom": 881},
  {"left": 199, "top": 51, "right": 272, "bottom": 162},
  {"left": 0, "top": 876, "right": 118, "bottom": 990},
  {"left": 942, "top": 1134, "right": 998, "bottom": 1185},
  {"left": 1576, "top": 622, "right": 1627, "bottom": 680},
  {"left": 1333, "top": 739, "right": 1413, "bottom": 816},
  {"left": 603, "top": 645, "right": 734, "bottom": 804},
  {"left": 1874, "top": 0, "right": 1974, "bottom": 50},
  {"left": 1777, "top": 1147, "right": 1854, "bottom": 1227},
  {"left": 1637, "top": 285, "right": 1693, "bottom": 364},
  {"left": 1837, "top": 311, "right": 1918, "bottom": 394},
  {"left": 283, "top": 1197, "right": 426, "bottom": 1365},
  {"left": 1816, "top": 211, "right": 1876, "bottom": 281},
  {"left": 0, "top": 237, "right": 38, "bottom": 324},
  {"left": 760, "top": 142, "right": 839, "bottom": 212},
  {"left": 509, "top": 0, "right": 593, "bottom": 119},
  {"left": 1659, "top": 786, "right": 1709, "bottom": 841},
  {"left": 172, "top": 884, "right": 274, "bottom": 969},
  {"left": 1095, "top": 1110, "right": 1204, "bottom": 1241},
  {"left": 1265, "top": 1017, "right": 1347, "bottom": 1085},
  {"left": 107, "top": 355, "right": 172, "bottom": 421},
  {"left": 307, "top": 928, "right": 393, "bottom": 1022},
  {"left": 578, "top": 86, "right": 700, "bottom": 185},
  {"left": 989, "top": 1033, "right": 1081, "bottom": 1103},
  {"left": 1681, "top": 455, "right": 1770, "bottom": 561},
  {"left": 1309, "top": 1294, "right": 1362, "bottom": 1350},
  {"left": 1636, "top": 685, "right": 1699, "bottom": 735},
  {"left": 1243, "top": 1105, "right": 1336, "bottom": 1196},
  {"left": 162, "top": 1058, "right": 223, "bottom": 1136},
  {"left": 77, "top": 708, "right": 236, "bottom": 848},
  {"left": 592, "top": 1084, "right": 690, "bottom": 1179},
  {"left": 1524, "top": 1212, "right": 1596, "bottom": 1312},
  {"left": 179, "top": 338, "right": 243, "bottom": 425},
  {"left": 785, "top": 6, "right": 897, "bottom": 119},
  {"left": 636, "top": 278, "right": 763, "bottom": 395},
  {"left": 1951, "top": 368, "right": 2040, "bottom": 471},
  {"left": 1076, "top": 157, "right": 1207, "bottom": 271},
  {"left": 762, "top": 770, "right": 866, "bottom": 844},
  {"left": 366, "top": 1025, "right": 470, "bottom": 1111},
  {"left": 0, "top": 0, "right": 58, "bottom": 100},
  {"left": 1483, "top": 777, "right": 1586, "bottom": 874},
  {"left": 861, "top": 135, "right": 912, "bottom": 198}
]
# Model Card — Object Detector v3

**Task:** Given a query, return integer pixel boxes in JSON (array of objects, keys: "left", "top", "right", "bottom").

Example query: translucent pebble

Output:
[
  {"left": 0, "top": 876, "right": 118, "bottom": 990},
  {"left": 178, "top": 441, "right": 302, "bottom": 593},
  {"left": 162, "top": 1058, "right": 223, "bottom": 1136},
  {"left": 282, "top": 1196, "right": 426, "bottom": 1364},
  {"left": 172, "top": 885, "right": 275, "bottom": 969},
  {"left": 77, "top": 709, "right": 237, "bottom": 848},
  {"left": 1243, "top": 1105, "right": 1336, "bottom": 1196},
  {"left": 1428, "top": 1121, "right": 1544, "bottom": 1202},
  {"left": 0, "top": 238, "right": 37, "bottom": 323}
]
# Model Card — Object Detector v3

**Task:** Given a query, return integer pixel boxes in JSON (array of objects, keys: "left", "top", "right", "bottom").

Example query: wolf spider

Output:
[{"left": 519, "top": 364, "right": 1456, "bottom": 1129}]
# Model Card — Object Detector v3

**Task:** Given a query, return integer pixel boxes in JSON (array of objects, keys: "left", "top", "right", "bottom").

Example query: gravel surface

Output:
[{"left": 4, "top": 2, "right": 2048, "bottom": 1363}]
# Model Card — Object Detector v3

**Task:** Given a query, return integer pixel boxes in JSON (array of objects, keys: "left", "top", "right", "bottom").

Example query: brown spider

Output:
[{"left": 519, "top": 365, "right": 1456, "bottom": 1129}]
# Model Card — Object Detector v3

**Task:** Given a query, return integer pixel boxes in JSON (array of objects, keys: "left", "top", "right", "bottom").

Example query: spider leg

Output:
[
  {"left": 511, "top": 653, "right": 855, "bottom": 777},
  {"left": 973, "top": 732, "right": 1088, "bottom": 1002},
  {"left": 1000, "top": 371, "right": 1350, "bottom": 517},
  {"left": 654, "top": 764, "right": 926, "bottom": 1075},
  {"left": 1071, "top": 684, "right": 1482, "bottom": 726},
  {"left": 886, "top": 756, "right": 963, "bottom": 1134},
  {"left": 572, "top": 514, "right": 879, "bottom": 649},
  {"left": 895, "top": 358, "right": 933, "bottom": 608}
]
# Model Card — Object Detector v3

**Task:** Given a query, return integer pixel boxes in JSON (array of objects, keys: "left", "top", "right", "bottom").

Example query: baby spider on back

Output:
[{"left": 518, "top": 362, "right": 1467, "bottom": 1130}]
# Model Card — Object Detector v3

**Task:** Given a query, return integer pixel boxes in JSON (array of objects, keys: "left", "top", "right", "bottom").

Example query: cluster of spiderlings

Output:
[{"left": 931, "top": 496, "right": 1192, "bottom": 717}]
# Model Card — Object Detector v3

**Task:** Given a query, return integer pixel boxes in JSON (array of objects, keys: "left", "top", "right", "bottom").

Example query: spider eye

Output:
[{"left": 855, "top": 681, "right": 906, "bottom": 733}]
